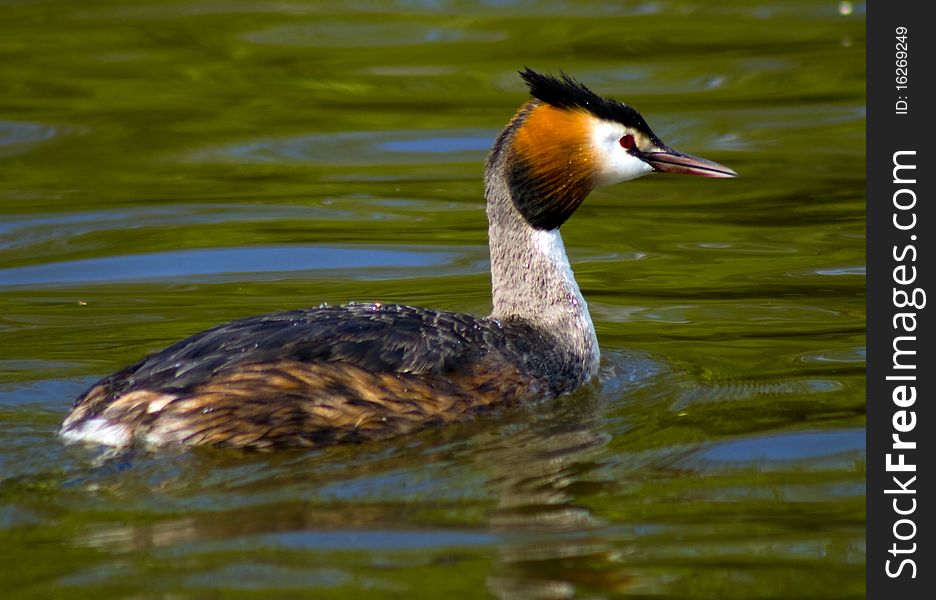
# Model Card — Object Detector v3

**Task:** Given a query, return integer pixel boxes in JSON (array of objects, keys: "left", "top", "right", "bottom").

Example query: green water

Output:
[{"left": 0, "top": 1, "right": 865, "bottom": 598}]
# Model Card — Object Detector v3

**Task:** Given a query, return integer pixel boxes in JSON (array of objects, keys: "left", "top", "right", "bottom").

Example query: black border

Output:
[{"left": 867, "top": 1, "right": 932, "bottom": 597}]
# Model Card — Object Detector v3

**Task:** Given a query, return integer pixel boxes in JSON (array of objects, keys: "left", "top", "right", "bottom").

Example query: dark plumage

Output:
[
  {"left": 62, "top": 69, "right": 735, "bottom": 450},
  {"left": 519, "top": 68, "right": 662, "bottom": 145},
  {"left": 63, "top": 305, "right": 586, "bottom": 449}
]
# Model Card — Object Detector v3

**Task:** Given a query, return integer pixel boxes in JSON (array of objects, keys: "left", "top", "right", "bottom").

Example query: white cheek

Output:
[{"left": 589, "top": 121, "right": 653, "bottom": 186}]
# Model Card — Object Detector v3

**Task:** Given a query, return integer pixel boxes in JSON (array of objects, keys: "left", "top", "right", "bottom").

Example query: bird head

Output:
[{"left": 488, "top": 69, "right": 736, "bottom": 230}]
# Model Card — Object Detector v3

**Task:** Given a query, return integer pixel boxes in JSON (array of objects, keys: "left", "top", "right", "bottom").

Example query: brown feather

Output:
[
  {"left": 505, "top": 102, "right": 598, "bottom": 229},
  {"left": 77, "top": 358, "right": 538, "bottom": 450}
]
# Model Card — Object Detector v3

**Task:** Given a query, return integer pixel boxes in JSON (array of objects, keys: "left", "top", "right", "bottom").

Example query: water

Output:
[{"left": 0, "top": 1, "right": 864, "bottom": 598}]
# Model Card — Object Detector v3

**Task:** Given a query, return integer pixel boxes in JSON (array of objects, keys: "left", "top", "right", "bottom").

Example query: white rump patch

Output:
[{"left": 60, "top": 418, "right": 132, "bottom": 447}]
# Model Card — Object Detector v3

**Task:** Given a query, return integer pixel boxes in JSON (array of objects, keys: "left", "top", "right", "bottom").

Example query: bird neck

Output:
[{"left": 483, "top": 157, "right": 600, "bottom": 379}]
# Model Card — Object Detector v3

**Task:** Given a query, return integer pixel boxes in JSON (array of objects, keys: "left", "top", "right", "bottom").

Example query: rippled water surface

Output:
[{"left": 1, "top": 1, "right": 864, "bottom": 598}]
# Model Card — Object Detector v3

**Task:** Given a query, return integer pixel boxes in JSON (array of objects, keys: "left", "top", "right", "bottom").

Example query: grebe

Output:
[{"left": 61, "top": 69, "right": 736, "bottom": 449}]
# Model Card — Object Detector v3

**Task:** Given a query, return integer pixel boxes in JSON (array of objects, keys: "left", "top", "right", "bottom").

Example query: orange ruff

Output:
[{"left": 511, "top": 104, "right": 597, "bottom": 187}]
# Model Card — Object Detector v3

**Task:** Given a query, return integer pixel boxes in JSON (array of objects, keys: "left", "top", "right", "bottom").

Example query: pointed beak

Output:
[{"left": 642, "top": 146, "right": 737, "bottom": 178}]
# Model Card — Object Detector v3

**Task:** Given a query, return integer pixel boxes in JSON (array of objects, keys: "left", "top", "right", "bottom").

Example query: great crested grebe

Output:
[{"left": 61, "top": 69, "right": 736, "bottom": 449}]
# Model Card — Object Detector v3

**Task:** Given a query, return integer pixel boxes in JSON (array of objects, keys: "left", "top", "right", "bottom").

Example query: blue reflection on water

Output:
[
  {"left": 0, "top": 246, "right": 462, "bottom": 287},
  {"left": 699, "top": 428, "right": 865, "bottom": 463}
]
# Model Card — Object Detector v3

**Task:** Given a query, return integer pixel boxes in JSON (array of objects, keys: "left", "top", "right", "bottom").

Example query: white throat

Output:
[{"left": 487, "top": 197, "right": 600, "bottom": 377}]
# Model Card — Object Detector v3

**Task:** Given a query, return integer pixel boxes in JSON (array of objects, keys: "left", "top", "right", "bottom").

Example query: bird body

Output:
[{"left": 61, "top": 69, "right": 735, "bottom": 449}]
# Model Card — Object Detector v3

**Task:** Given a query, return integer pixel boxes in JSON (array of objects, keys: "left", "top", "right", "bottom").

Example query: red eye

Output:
[{"left": 619, "top": 134, "right": 636, "bottom": 150}]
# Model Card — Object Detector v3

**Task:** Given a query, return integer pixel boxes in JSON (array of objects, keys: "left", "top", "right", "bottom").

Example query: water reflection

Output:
[
  {"left": 37, "top": 357, "right": 856, "bottom": 594},
  {"left": 0, "top": 245, "right": 476, "bottom": 287},
  {"left": 1, "top": 339, "right": 864, "bottom": 597},
  {"left": 0, "top": 121, "right": 58, "bottom": 158},
  {"left": 244, "top": 22, "right": 507, "bottom": 47},
  {"left": 0, "top": 0, "right": 865, "bottom": 596},
  {"left": 482, "top": 410, "right": 623, "bottom": 598},
  {"left": 57, "top": 352, "right": 660, "bottom": 598},
  {"left": 198, "top": 129, "right": 494, "bottom": 165}
]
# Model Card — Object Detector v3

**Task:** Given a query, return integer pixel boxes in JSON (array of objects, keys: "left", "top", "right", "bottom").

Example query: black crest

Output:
[{"left": 519, "top": 68, "right": 659, "bottom": 141}]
